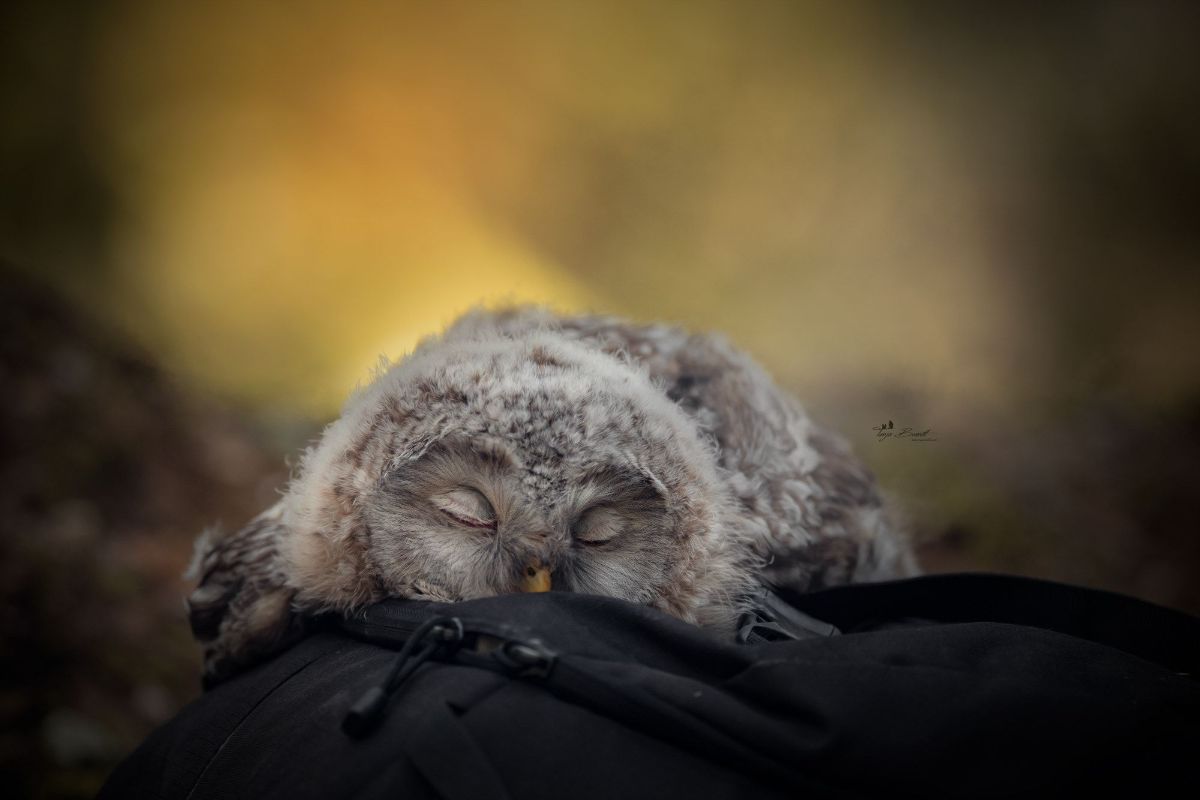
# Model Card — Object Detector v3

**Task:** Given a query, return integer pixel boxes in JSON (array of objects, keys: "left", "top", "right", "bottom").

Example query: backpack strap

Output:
[{"left": 782, "top": 572, "right": 1200, "bottom": 676}]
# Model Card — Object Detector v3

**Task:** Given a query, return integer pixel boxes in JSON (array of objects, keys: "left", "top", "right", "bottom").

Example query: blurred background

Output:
[{"left": 2, "top": 1, "right": 1199, "bottom": 796}]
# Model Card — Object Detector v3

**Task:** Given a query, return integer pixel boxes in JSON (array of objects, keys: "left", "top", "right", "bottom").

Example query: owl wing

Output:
[
  {"left": 186, "top": 502, "right": 302, "bottom": 683},
  {"left": 449, "top": 308, "right": 916, "bottom": 592}
]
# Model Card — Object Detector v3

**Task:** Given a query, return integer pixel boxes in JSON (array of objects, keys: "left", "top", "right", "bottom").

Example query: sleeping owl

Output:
[{"left": 187, "top": 308, "right": 916, "bottom": 680}]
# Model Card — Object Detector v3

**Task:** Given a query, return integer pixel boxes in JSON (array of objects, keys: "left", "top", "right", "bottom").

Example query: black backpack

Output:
[{"left": 99, "top": 574, "right": 1200, "bottom": 799}]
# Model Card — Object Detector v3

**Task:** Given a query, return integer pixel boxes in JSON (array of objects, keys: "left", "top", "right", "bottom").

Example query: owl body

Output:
[{"left": 189, "top": 309, "right": 915, "bottom": 680}]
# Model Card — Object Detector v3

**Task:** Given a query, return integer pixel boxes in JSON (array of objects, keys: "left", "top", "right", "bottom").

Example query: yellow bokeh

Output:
[
  {"left": 79, "top": 1, "right": 1015, "bottom": 418},
  {"left": 33, "top": 0, "right": 1185, "bottom": 427}
]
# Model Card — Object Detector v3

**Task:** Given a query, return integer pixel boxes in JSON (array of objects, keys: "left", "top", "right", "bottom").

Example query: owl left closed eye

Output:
[{"left": 432, "top": 487, "right": 497, "bottom": 530}]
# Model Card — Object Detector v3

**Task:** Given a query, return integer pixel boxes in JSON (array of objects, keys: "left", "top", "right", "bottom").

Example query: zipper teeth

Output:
[
  {"left": 377, "top": 610, "right": 434, "bottom": 630},
  {"left": 341, "top": 606, "right": 534, "bottom": 645},
  {"left": 345, "top": 616, "right": 422, "bottom": 638},
  {"left": 346, "top": 618, "right": 418, "bottom": 635}
]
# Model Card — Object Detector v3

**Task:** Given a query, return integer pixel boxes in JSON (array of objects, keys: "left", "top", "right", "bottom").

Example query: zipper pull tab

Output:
[
  {"left": 342, "top": 686, "right": 388, "bottom": 738},
  {"left": 342, "top": 616, "right": 464, "bottom": 738},
  {"left": 492, "top": 638, "right": 556, "bottom": 679}
]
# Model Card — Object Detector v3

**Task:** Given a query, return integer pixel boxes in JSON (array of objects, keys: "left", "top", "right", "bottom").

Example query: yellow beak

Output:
[{"left": 519, "top": 560, "right": 552, "bottom": 593}]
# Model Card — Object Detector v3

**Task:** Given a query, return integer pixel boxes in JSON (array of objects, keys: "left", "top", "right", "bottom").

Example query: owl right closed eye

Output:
[{"left": 188, "top": 308, "right": 916, "bottom": 681}]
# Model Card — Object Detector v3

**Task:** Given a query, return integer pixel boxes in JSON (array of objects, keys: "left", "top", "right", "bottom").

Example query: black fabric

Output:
[{"left": 99, "top": 574, "right": 1200, "bottom": 799}]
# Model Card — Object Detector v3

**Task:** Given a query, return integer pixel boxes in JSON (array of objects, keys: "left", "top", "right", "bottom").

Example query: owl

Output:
[{"left": 187, "top": 308, "right": 916, "bottom": 680}]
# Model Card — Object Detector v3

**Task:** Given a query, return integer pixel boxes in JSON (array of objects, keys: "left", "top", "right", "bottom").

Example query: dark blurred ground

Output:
[
  {"left": 0, "top": 271, "right": 299, "bottom": 798},
  {"left": 2, "top": 1, "right": 1200, "bottom": 798}
]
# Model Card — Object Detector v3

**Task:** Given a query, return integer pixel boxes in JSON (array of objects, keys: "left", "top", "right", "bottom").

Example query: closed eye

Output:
[
  {"left": 432, "top": 487, "right": 497, "bottom": 531},
  {"left": 572, "top": 506, "right": 624, "bottom": 546}
]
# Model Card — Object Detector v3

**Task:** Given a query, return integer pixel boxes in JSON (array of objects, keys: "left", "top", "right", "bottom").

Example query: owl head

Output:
[{"left": 190, "top": 321, "right": 757, "bottom": 678}]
